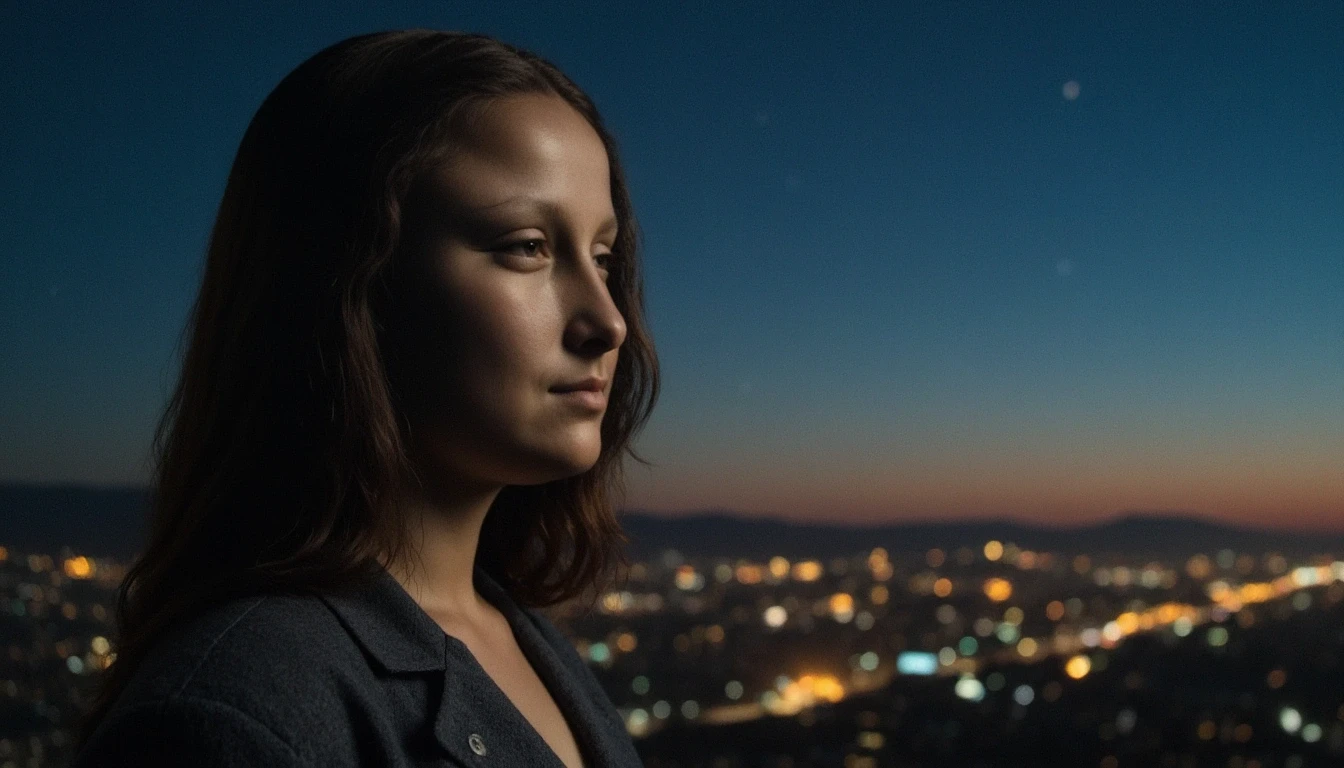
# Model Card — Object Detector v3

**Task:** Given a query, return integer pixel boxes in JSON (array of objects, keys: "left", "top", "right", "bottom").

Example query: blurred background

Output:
[{"left": 2, "top": 1, "right": 1341, "bottom": 766}]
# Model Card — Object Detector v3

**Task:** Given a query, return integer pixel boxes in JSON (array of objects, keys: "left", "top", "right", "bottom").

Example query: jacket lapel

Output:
[
  {"left": 477, "top": 569, "right": 644, "bottom": 767},
  {"left": 432, "top": 640, "right": 569, "bottom": 768}
]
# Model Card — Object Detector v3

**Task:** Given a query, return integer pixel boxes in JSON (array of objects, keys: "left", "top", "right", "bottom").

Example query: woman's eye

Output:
[{"left": 502, "top": 239, "right": 545, "bottom": 258}]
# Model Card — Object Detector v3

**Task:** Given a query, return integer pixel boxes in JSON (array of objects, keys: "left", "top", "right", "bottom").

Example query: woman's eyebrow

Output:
[{"left": 478, "top": 195, "right": 618, "bottom": 236}]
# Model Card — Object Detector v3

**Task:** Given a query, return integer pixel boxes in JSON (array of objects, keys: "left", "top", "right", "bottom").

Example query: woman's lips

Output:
[{"left": 551, "top": 388, "right": 606, "bottom": 411}]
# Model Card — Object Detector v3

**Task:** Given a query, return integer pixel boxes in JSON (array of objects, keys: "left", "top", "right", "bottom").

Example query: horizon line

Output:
[{"left": 4, "top": 480, "right": 1340, "bottom": 536}]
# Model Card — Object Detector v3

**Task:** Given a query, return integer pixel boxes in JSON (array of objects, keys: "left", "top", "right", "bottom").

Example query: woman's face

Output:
[{"left": 386, "top": 92, "right": 626, "bottom": 491}]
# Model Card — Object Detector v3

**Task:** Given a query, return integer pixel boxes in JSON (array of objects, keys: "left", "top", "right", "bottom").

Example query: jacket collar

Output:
[
  {"left": 318, "top": 560, "right": 641, "bottom": 767},
  {"left": 317, "top": 561, "right": 467, "bottom": 674}
]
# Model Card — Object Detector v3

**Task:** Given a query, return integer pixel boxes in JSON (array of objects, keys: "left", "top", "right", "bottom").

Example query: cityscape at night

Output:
[{"left": 3, "top": 487, "right": 1343, "bottom": 767}]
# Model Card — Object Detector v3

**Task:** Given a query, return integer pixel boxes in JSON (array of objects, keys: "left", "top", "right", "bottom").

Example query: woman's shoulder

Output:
[
  {"left": 516, "top": 602, "right": 626, "bottom": 715},
  {"left": 518, "top": 603, "right": 586, "bottom": 668},
  {"left": 77, "top": 592, "right": 369, "bottom": 767},
  {"left": 120, "top": 591, "right": 360, "bottom": 705}
]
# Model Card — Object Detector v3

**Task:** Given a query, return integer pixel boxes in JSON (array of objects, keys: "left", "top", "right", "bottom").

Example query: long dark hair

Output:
[{"left": 78, "top": 29, "right": 658, "bottom": 746}]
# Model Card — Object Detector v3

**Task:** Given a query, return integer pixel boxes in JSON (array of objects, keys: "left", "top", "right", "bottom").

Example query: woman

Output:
[{"left": 73, "top": 29, "right": 658, "bottom": 767}]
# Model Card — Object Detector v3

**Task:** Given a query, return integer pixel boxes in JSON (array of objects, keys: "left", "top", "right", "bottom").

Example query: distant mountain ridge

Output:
[
  {"left": 1, "top": 483, "right": 150, "bottom": 559},
  {"left": 617, "top": 510, "right": 1344, "bottom": 559},
  {"left": 1, "top": 483, "right": 1340, "bottom": 560}
]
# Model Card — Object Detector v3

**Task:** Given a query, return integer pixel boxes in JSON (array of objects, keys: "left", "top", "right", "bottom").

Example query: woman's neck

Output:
[{"left": 381, "top": 481, "right": 502, "bottom": 623}]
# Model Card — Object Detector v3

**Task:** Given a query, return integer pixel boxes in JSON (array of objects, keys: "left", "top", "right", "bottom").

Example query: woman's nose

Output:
[{"left": 562, "top": 257, "right": 627, "bottom": 358}]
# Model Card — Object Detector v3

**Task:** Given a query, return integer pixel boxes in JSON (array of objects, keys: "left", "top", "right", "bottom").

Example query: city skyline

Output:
[
  {"left": 3, "top": 2, "right": 1341, "bottom": 530},
  {"left": 5, "top": 533, "right": 1343, "bottom": 765}
]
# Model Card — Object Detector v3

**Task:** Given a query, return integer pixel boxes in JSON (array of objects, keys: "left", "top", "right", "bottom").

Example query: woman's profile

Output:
[{"left": 72, "top": 29, "right": 657, "bottom": 767}]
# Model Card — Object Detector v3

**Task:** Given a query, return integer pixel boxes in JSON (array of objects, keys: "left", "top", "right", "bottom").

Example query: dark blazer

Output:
[{"left": 72, "top": 564, "right": 644, "bottom": 767}]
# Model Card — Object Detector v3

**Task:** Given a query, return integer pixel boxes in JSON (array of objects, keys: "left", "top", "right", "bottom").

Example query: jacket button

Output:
[{"left": 468, "top": 733, "right": 487, "bottom": 756}]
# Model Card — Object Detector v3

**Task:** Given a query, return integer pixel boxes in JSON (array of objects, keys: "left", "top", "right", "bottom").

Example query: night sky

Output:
[{"left": 3, "top": 2, "right": 1341, "bottom": 530}]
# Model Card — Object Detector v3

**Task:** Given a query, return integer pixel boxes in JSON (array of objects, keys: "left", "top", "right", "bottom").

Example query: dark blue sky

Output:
[{"left": 3, "top": 1, "right": 1341, "bottom": 529}]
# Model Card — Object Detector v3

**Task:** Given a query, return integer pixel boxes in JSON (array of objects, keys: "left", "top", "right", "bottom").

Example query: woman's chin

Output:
[{"left": 512, "top": 442, "right": 602, "bottom": 485}]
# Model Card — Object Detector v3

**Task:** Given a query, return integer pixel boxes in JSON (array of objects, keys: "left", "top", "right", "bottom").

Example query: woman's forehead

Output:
[
  {"left": 440, "top": 96, "right": 610, "bottom": 193},
  {"left": 433, "top": 93, "right": 612, "bottom": 212}
]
